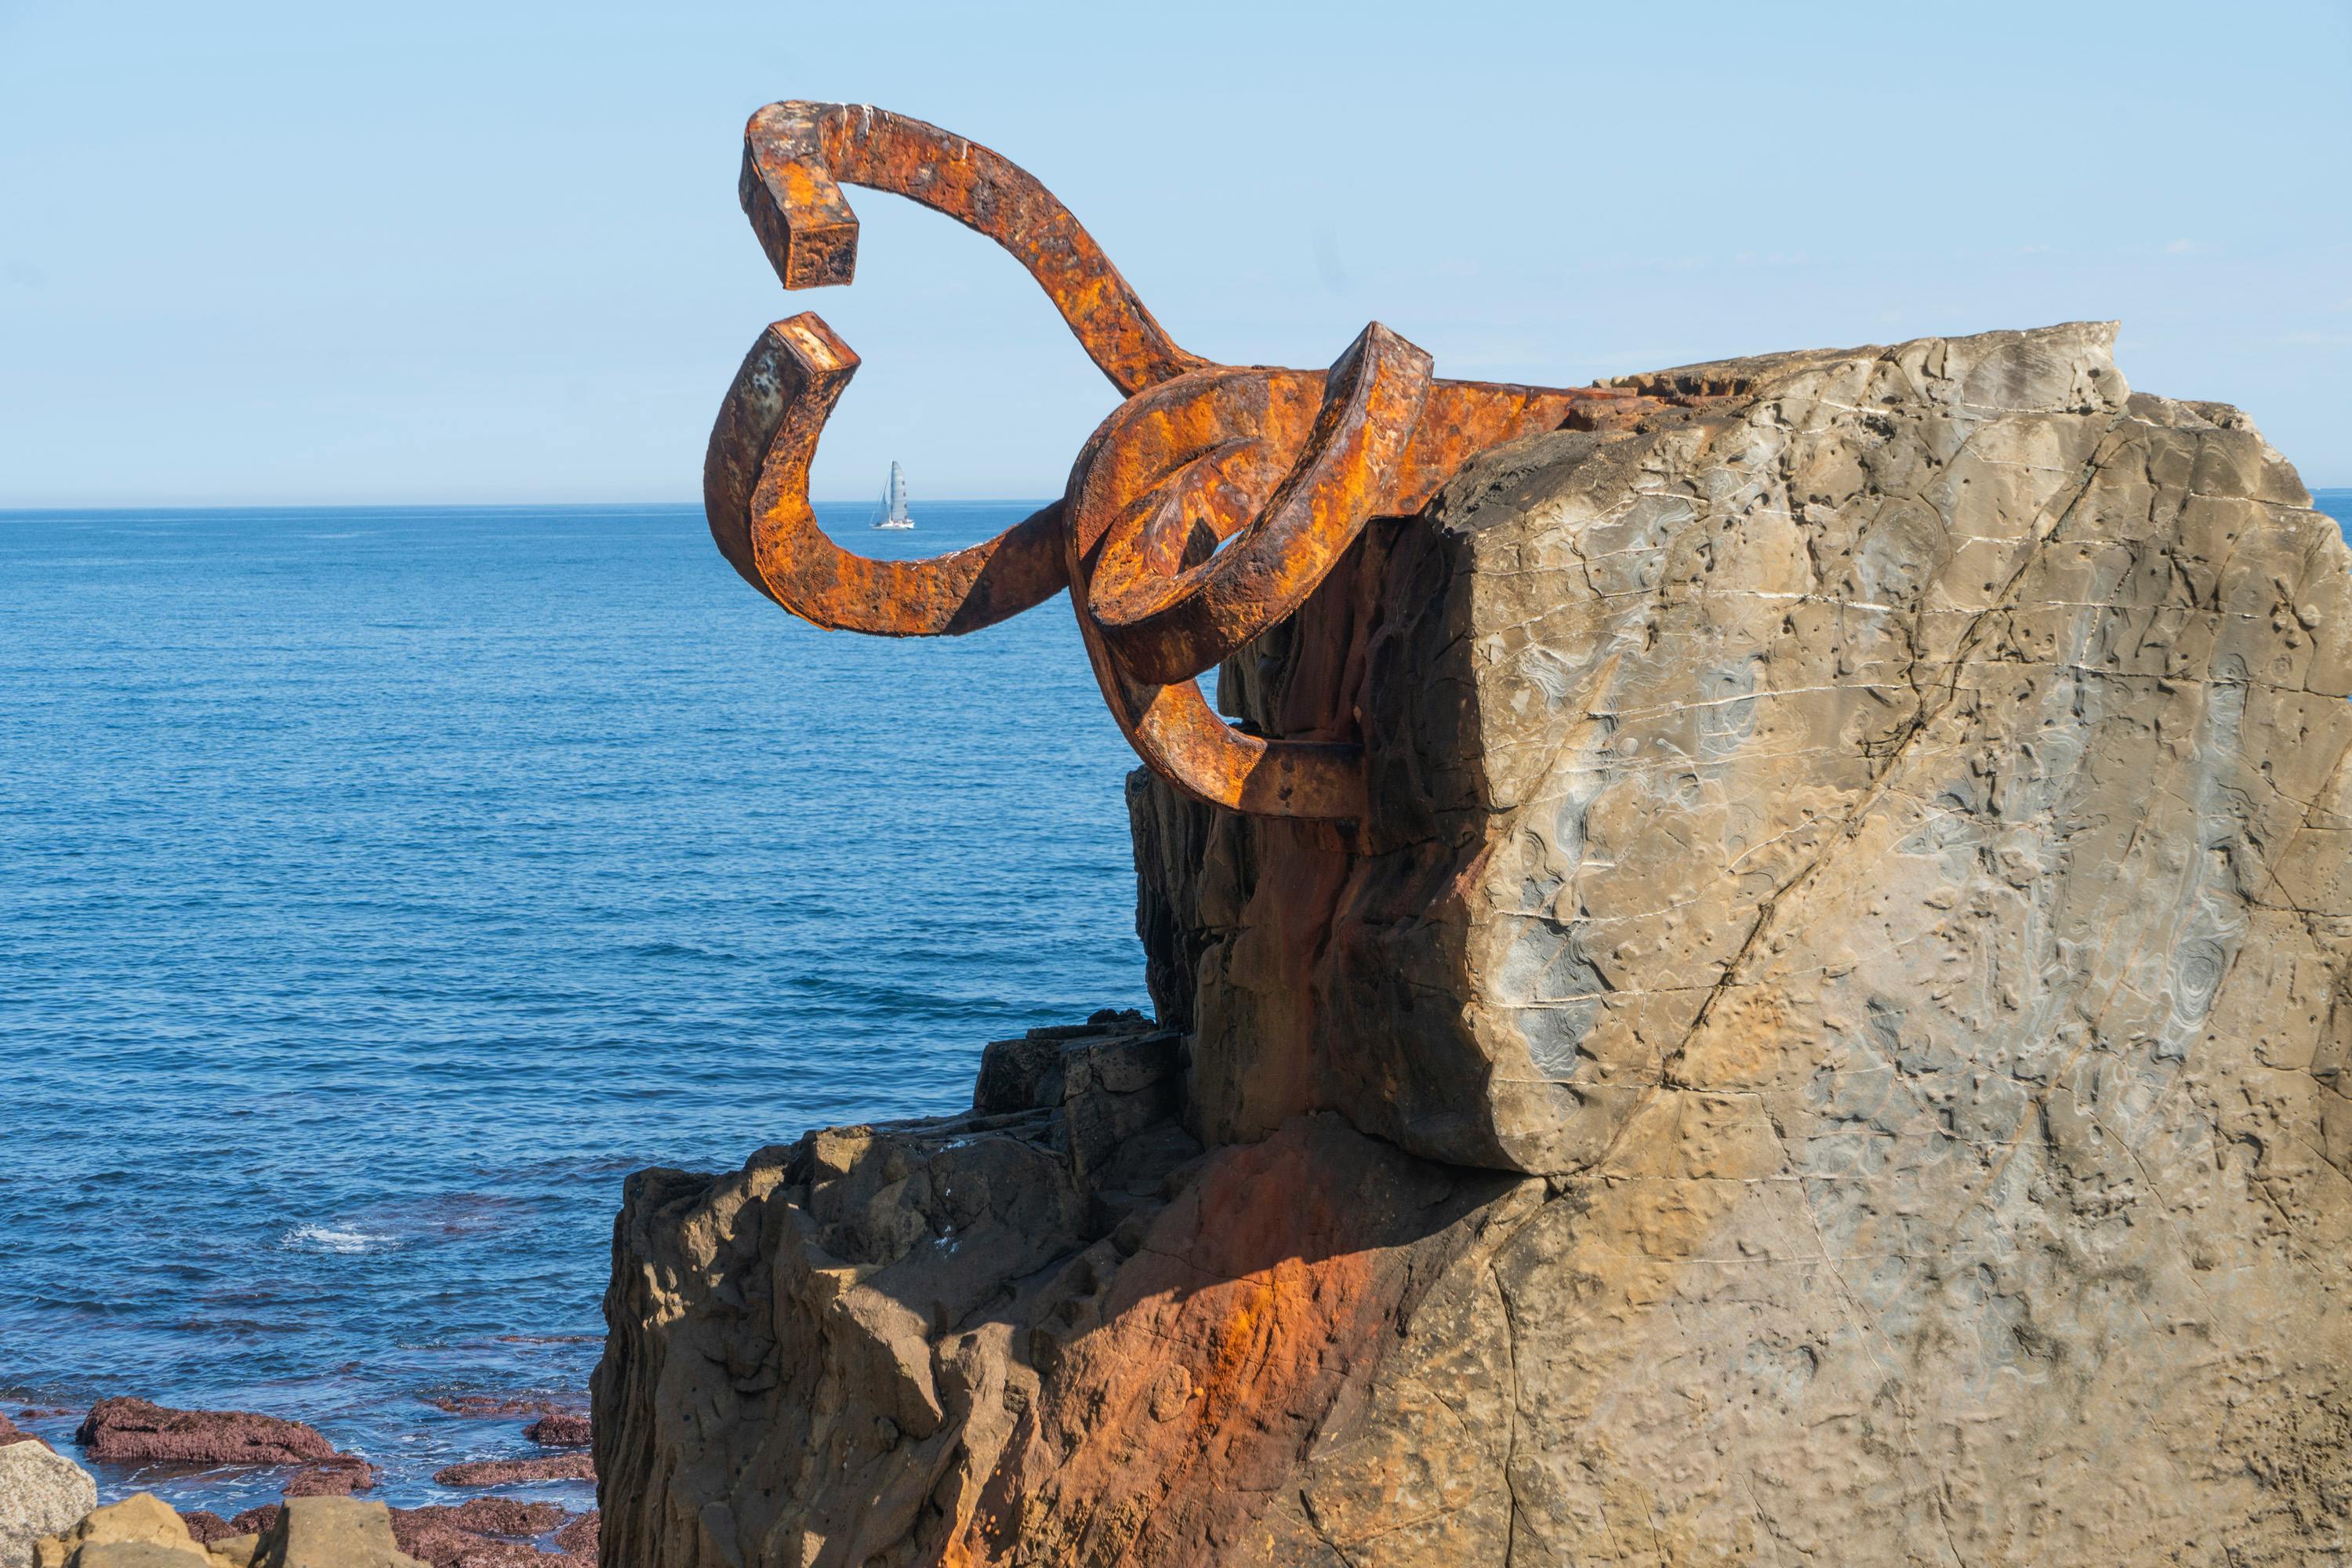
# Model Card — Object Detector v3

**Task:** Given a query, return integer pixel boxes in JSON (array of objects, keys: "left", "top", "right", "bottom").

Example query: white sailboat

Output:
[{"left": 870, "top": 460, "right": 914, "bottom": 530}]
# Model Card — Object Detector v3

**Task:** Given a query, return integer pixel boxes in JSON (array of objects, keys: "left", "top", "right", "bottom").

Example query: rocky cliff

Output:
[{"left": 597, "top": 324, "right": 2352, "bottom": 1565}]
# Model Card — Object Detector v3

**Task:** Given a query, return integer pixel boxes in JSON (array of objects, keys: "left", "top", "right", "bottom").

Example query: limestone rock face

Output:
[
  {"left": 0, "top": 1441, "right": 95, "bottom": 1568},
  {"left": 248, "top": 1499, "right": 423, "bottom": 1568},
  {"left": 601, "top": 325, "right": 2352, "bottom": 1564}
]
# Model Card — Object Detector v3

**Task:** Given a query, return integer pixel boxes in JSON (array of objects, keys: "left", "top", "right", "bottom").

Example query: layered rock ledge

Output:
[{"left": 597, "top": 325, "right": 2352, "bottom": 1566}]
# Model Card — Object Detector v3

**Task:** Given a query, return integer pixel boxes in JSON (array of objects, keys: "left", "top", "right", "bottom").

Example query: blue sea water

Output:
[
  {"left": 5, "top": 491, "right": 2350, "bottom": 1518},
  {"left": 0, "top": 502, "right": 1148, "bottom": 1516}
]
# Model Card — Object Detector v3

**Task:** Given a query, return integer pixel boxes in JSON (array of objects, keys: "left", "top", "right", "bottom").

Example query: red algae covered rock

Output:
[
  {"left": 420, "top": 1396, "right": 566, "bottom": 1421},
  {"left": 281, "top": 1457, "right": 377, "bottom": 1496},
  {"left": 76, "top": 1398, "right": 351, "bottom": 1471},
  {"left": 389, "top": 1500, "right": 569, "bottom": 1566},
  {"left": 228, "top": 1504, "right": 280, "bottom": 1537},
  {"left": 518, "top": 1415, "right": 588, "bottom": 1450},
  {"left": 551, "top": 1512, "right": 595, "bottom": 1561},
  {"left": 179, "top": 1509, "right": 236, "bottom": 1544},
  {"left": 430, "top": 1454, "right": 593, "bottom": 1487},
  {"left": 0, "top": 1412, "right": 52, "bottom": 1452}
]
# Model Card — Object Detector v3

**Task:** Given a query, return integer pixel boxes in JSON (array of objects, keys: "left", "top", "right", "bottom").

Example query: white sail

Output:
[{"left": 873, "top": 459, "right": 914, "bottom": 529}]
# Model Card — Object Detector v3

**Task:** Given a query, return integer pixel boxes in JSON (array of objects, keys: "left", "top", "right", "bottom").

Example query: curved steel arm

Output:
[
  {"left": 704, "top": 314, "right": 1067, "bottom": 636},
  {"left": 742, "top": 100, "right": 1208, "bottom": 396}
]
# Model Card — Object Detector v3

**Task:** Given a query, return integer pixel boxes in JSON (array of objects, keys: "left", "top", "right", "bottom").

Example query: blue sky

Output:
[{"left": 2, "top": 0, "right": 2347, "bottom": 505}]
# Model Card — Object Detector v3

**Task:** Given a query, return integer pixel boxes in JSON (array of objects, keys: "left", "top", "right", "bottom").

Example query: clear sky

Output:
[{"left": 2, "top": 0, "right": 2347, "bottom": 506}]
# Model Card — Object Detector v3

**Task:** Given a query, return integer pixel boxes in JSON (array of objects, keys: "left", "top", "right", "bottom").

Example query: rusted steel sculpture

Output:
[{"left": 706, "top": 101, "right": 1693, "bottom": 822}]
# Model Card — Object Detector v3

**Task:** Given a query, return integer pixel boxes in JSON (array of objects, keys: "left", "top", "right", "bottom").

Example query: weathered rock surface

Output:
[
  {"left": 247, "top": 1499, "right": 423, "bottom": 1568},
  {"left": 0, "top": 1440, "right": 96, "bottom": 1568},
  {"left": 31, "top": 1493, "right": 245, "bottom": 1568},
  {"left": 595, "top": 1013, "right": 1228, "bottom": 1566},
  {"left": 601, "top": 325, "right": 2352, "bottom": 1563}
]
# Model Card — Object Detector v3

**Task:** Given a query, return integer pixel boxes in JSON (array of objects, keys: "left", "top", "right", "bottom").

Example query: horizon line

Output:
[
  {"left": 5, "top": 488, "right": 2351, "bottom": 514},
  {"left": 0, "top": 497, "right": 1069, "bottom": 515}
]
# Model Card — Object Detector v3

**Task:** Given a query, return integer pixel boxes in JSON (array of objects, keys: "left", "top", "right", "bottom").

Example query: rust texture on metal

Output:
[{"left": 706, "top": 100, "right": 1714, "bottom": 821}]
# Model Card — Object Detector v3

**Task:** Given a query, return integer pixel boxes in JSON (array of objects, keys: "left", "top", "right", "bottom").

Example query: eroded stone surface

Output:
[
  {"left": 594, "top": 1014, "right": 1218, "bottom": 1566},
  {"left": 603, "top": 325, "right": 2352, "bottom": 1564},
  {"left": 31, "top": 1494, "right": 241, "bottom": 1568},
  {"left": 248, "top": 1498, "right": 423, "bottom": 1568},
  {"left": 597, "top": 1033, "right": 1521, "bottom": 1567}
]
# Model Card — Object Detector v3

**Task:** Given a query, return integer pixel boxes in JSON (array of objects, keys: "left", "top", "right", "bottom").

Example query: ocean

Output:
[
  {"left": 5, "top": 490, "right": 2349, "bottom": 1517},
  {"left": 0, "top": 502, "right": 1148, "bottom": 1516}
]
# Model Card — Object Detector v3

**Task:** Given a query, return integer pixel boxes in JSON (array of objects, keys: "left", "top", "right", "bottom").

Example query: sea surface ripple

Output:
[{"left": 0, "top": 502, "right": 1147, "bottom": 1514}]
